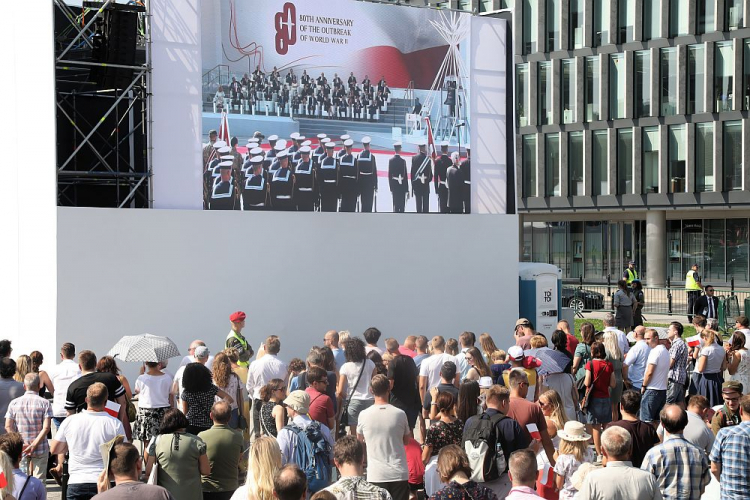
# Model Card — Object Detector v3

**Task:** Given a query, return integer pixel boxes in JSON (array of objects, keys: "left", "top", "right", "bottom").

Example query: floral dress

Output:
[
  {"left": 425, "top": 419, "right": 465, "bottom": 456},
  {"left": 729, "top": 349, "right": 750, "bottom": 394}
]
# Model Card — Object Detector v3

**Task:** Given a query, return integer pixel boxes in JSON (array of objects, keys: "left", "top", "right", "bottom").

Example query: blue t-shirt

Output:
[
  {"left": 12, "top": 469, "right": 45, "bottom": 500},
  {"left": 331, "top": 347, "right": 347, "bottom": 370}
]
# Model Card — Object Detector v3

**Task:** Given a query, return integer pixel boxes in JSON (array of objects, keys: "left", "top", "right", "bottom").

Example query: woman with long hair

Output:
[
  {"left": 726, "top": 331, "right": 750, "bottom": 392},
  {"left": 423, "top": 392, "right": 464, "bottom": 496},
  {"left": 336, "top": 337, "right": 376, "bottom": 435},
  {"left": 543, "top": 331, "right": 578, "bottom": 421},
  {"left": 572, "top": 322, "right": 596, "bottom": 397},
  {"left": 181, "top": 362, "right": 233, "bottom": 435},
  {"left": 602, "top": 331, "right": 626, "bottom": 421},
  {"left": 464, "top": 347, "right": 492, "bottom": 381},
  {"left": 366, "top": 349, "right": 387, "bottom": 376},
  {"left": 97, "top": 355, "right": 133, "bottom": 400},
  {"left": 213, "top": 352, "right": 244, "bottom": 429},
  {"left": 689, "top": 329, "right": 727, "bottom": 406},
  {"left": 29, "top": 351, "right": 54, "bottom": 397},
  {"left": 479, "top": 333, "right": 498, "bottom": 365},
  {"left": 13, "top": 355, "right": 32, "bottom": 384},
  {"left": 429, "top": 445, "right": 497, "bottom": 500},
  {"left": 229, "top": 436, "right": 282, "bottom": 500},
  {"left": 258, "top": 379, "right": 287, "bottom": 437},
  {"left": 583, "top": 342, "right": 616, "bottom": 459},
  {"left": 537, "top": 390, "right": 569, "bottom": 499},
  {"left": 145, "top": 408, "right": 209, "bottom": 500},
  {"left": 455, "top": 380, "right": 480, "bottom": 424},
  {"left": 0, "top": 451, "right": 13, "bottom": 500},
  {"left": 133, "top": 361, "right": 173, "bottom": 443}
]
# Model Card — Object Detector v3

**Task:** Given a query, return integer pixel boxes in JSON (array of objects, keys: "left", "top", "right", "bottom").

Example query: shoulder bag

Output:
[
  {"left": 234, "top": 373, "right": 248, "bottom": 430},
  {"left": 580, "top": 360, "right": 603, "bottom": 411},
  {"left": 339, "top": 360, "right": 367, "bottom": 437}
]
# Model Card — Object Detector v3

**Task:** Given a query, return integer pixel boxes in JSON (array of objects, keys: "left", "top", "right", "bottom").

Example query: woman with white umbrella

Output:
[{"left": 134, "top": 361, "right": 174, "bottom": 443}]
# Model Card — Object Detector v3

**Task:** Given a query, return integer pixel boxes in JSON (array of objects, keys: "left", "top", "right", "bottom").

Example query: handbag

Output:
[
  {"left": 339, "top": 360, "right": 367, "bottom": 436},
  {"left": 147, "top": 436, "right": 160, "bottom": 485},
  {"left": 575, "top": 344, "right": 591, "bottom": 392},
  {"left": 580, "top": 360, "right": 603, "bottom": 411},
  {"left": 234, "top": 374, "right": 248, "bottom": 430}
]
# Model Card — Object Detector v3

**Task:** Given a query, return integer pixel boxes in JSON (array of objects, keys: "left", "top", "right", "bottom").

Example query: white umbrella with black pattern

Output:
[{"left": 107, "top": 334, "right": 181, "bottom": 362}]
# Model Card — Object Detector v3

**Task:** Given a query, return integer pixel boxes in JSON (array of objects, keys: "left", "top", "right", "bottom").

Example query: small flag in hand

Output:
[
  {"left": 105, "top": 400, "right": 121, "bottom": 418},
  {"left": 0, "top": 471, "right": 7, "bottom": 488},
  {"left": 527, "top": 423, "right": 542, "bottom": 440},
  {"left": 686, "top": 334, "right": 701, "bottom": 348}
]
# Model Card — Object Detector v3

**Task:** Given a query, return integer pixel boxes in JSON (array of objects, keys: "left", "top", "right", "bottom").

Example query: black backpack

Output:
[{"left": 462, "top": 412, "right": 507, "bottom": 482}]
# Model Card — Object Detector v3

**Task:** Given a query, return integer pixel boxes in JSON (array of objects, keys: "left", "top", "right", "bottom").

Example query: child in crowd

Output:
[
  {"left": 489, "top": 350, "right": 510, "bottom": 384},
  {"left": 404, "top": 437, "right": 425, "bottom": 500},
  {"left": 553, "top": 421, "right": 595, "bottom": 500}
]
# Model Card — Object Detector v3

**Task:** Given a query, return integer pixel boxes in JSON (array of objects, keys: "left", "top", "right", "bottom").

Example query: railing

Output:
[{"left": 202, "top": 64, "right": 231, "bottom": 93}]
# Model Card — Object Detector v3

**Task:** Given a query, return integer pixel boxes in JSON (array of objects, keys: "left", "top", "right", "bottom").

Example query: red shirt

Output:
[
  {"left": 566, "top": 333, "right": 579, "bottom": 357},
  {"left": 305, "top": 387, "right": 334, "bottom": 427},
  {"left": 404, "top": 437, "right": 425, "bottom": 484},
  {"left": 586, "top": 359, "right": 613, "bottom": 398},
  {"left": 398, "top": 346, "right": 416, "bottom": 358}
]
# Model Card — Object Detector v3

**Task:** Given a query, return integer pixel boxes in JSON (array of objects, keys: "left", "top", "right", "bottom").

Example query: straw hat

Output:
[{"left": 557, "top": 421, "right": 591, "bottom": 442}]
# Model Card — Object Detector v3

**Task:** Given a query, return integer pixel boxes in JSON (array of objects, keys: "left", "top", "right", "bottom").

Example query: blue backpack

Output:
[{"left": 285, "top": 421, "right": 331, "bottom": 493}]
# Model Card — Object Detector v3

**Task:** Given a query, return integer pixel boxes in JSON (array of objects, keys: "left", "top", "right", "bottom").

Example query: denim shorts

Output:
[
  {"left": 347, "top": 398, "right": 374, "bottom": 427},
  {"left": 585, "top": 397, "right": 612, "bottom": 425},
  {"left": 639, "top": 389, "right": 667, "bottom": 423}
]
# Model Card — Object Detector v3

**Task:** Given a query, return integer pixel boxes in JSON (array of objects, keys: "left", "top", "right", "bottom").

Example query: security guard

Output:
[
  {"left": 411, "top": 142, "right": 432, "bottom": 213},
  {"left": 623, "top": 260, "right": 639, "bottom": 286},
  {"left": 294, "top": 146, "right": 316, "bottom": 211},
  {"left": 270, "top": 151, "right": 295, "bottom": 210},
  {"left": 226, "top": 311, "right": 254, "bottom": 367},
  {"left": 446, "top": 152, "right": 464, "bottom": 214},
  {"left": 459, "top": 146, "right": 471, "bottom": 214},
  {"left": 319, "top": 141, "right": 339, "bottom": 212},
  {"left": 242, "top": 156, "right": 268, "bottom": 210},
  {"left": 388, "top": 142, "right": 409, "bottom": 213},
  {"left": 209, "top": 161, "right": 237, "bottom": 210},
  {"left": 434, "top": 142, "right": 452, "bottom": 213},
  {"left": 686, "top": 263, "right": 703, "bottom": 323},
  {"left": 338, "top": 139, "right": 358, "bottom": 212},
  {"left": 357, "top": 136, "right": 377, "bottom": 212}
]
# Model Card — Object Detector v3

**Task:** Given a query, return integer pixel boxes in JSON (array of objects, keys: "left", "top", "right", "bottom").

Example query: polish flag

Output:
[
  {"left": 0, "top": 471, "right": 6, "bottom": 488},
  {"left": 527, "top": 423, "right": 542, "bottom": 440},
  {"left": 218, "top": 110, "right": 231, "bottom": 145},
  {"left": 424, "top": 116, "right": 437, "bottom": 161},
  {"left": 105, "top": 400, "right": 121, "bottom": 418},
  {"left": 686, "top": 335, "right": 702, "bottom": 348}
]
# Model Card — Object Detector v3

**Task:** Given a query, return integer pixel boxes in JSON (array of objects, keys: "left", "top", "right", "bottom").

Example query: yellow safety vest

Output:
[
  {"left": 685, "top": 270, "right": 701, "bottom": 291},
  {"left": 625, "top": 268, "right": 638, "bottom": 285}
]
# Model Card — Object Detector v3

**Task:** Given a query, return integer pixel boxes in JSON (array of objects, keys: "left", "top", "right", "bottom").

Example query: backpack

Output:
[
  {"left": 285, "top": 421, "right": 331, "bottom": 493},
  {"left": 462, "top": 412, "right": 507, "bottom": 482}
]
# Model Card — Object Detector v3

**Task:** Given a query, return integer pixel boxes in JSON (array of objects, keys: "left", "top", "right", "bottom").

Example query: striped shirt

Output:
[
  {"left": 667, "top": 338, "right": 689, "bottom": 385},
  {"left": 4, "top": 391, "right": 53, "bottom": 457},
  {"left": 709, "top": 421, "right": 750, "bottom": 500},
  {"left": 640, "top": 434, "right": 710, "bottom": 500}
]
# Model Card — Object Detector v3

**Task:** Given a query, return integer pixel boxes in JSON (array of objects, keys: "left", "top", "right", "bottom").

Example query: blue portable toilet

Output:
[{"left": 518, "top": 263, "right": 562, "bottom": 337}]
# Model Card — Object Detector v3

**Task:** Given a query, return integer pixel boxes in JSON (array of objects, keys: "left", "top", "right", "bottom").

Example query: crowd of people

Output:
[
  {"left": 1, "top": 310, "right": 750, "bottom": 500},
  {"left": 211, "top": 68, "right": 392, "bottom": 121}
]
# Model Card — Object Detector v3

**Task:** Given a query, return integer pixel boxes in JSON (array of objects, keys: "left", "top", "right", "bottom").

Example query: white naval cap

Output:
[
  {"left": 418, "top": 141, "right": 427, "bottom": 147},
  {"left": 320, "top": 137, "right": 331, "bottom": 144},
  {"left": 250, "top": 147, "right": 263, "bottom": 156},
  {"left": 300, "top": 146, "right": 312, "bottom": 153},
  {"left": 340, "top": 134, "right": 351, "bottom": 140},
  {"left": 218, "top": 160, "right": 233, "bottom": 169},
  {"left": 250, "top": 155, "right": 264, "bottom": 164},
  {"left": 362, "top": 136, "right": 371, "bottom": 144},
  {"left": 324, "top": 141, "right": 335, "bottom": 149},
  {"left": 218, "top": 146, "right": 232, "bottom": 154},
  {"left": 393, "top": 142, "right": 402, "bottom": 148},
  {"left": 220, "top": 154, "right": 234, "bottom": 160},
  {"left": 297, "top": 135, "right": 306, "bottom": 141},
  {"left": 440, "top": 140, "right": 450, "bottom": 146},
  {"left": 317, "top": 133, "right": 327, "bottom": 139},
  {"left": 213, "top": 140, "right": 227, "bottom": 148},
  {"left": 274, "top": 139, "right": 288, "bottom": 150},
  {"left": 290, "top": 132, "right": 301, "bottom": 140},
  {"left": 268, "top": 134, "right": 279, "bottom": 142},
  {"left": 344, "top": 139, "right": 354, "bottom": 147},
  {"left": 302, "top": 140, "right": 312, "bottom": 146},
  {"left": 276, "top": 150, "right": 288, "bottom": 159}
]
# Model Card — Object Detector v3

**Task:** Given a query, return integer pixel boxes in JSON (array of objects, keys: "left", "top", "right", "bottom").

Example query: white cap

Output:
[
  {"left": 317, "top": 133, "right": 327, "bottom": 139},
  {"left": 220, "top": 155, "right": 234, "bottom": 160},
  {"left": 250, "top": 155, "right": 264, "bottom": 164},
  {"left": 344, "top": 139, "right": 354, "bottom": 147},
  {"left": 213, "top": 140, "right": 227, "bottom": 149},
  {"left": 340, "top": 134, "right": 351, "bottom": 140},
  {"left": 441, "top": 140, "right": 450, "bottom": 147},
  {"left": 362, "top": 136, "right": 371, "bottom": 144},
  {"left": 507, "top": 346, "right": 524, "bottom": 360},
  {"left": 277, "top": 150, "right": 288, "bottom": 159},
  {"left": 325, "top": 142, "right": 335, "bottom": 149},
  {"left": 418, "top": 141, "right": 427, "bottom": 147},
  {"left": 393, "top": 142, "right": 402, "bottom": 148},
  {"left": 300, "top": 146, "right": 312, "bottom": 153},
  {"left": 302, "top": 140, "right": 312, "bottom": 146},
  {"left": 297, "top": 135, "right": 306, "bottom": 141},
  {"left": 218, "top": 160, "right": 233, "bottom": 169},
  {"left": 268, "top": 134, "right": 279, "bottom": 142},
  {"left": 218, "top": 146, "right": 232, "bottom": 154},
  {"left": 290, "top": 132, "right": 301, "bottom": 139},
  {"left": 250, "top": 147, "right": 263, "bottom": 156},
  {"left": 320, "top": 137, "right": 331, "bottom": 144},
  {"left": 274, "top": 139, "right": 288, "bottom": 150}
]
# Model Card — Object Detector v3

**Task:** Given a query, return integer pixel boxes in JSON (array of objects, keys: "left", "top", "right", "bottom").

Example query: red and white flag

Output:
[
  {"left": 686, "top": 334, "right": 702, "bottom": 348},
  {"left": 105, "top": 400, "right": 121, "bottom": 418},
  {"left": 218, "top": 110, "right": 231, "bottom": 145},
  {"left": 527, "top": 423, "right": 542, "bottom": 440},
  {"left": 424, "top": 116, "right": 437, "bottom": 161}
]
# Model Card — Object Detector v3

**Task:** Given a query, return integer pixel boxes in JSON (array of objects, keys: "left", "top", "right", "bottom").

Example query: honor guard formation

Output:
[{"left": 201, "top": 130, "right": 471, "bottom": 213}]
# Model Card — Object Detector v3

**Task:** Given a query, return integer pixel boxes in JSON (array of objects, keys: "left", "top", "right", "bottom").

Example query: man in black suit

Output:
[{"left": 693, "top": 285, "right": 719, "bottom": 320}]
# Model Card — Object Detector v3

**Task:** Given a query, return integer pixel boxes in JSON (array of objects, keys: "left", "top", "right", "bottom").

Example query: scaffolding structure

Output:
[{"left": 54, "top": 0, "right": 152, "bottom": 208}]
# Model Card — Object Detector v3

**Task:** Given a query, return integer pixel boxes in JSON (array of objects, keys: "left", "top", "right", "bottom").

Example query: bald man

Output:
[
  {"left": 324, "top": 330, "right": 345, "bottom": 370},
  {"left": 623, "top": 326, "right": 649, "bottom": 390}
]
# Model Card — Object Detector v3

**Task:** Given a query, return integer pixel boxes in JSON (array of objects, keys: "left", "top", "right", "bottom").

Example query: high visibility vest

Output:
[
  {"left": 685, "top": 270, "right": 701, "bottom": 291},
  {"left": 625, "top": 268, "right": 638, "bottom": 285},
  {"left": 226, "top": 331, "right": 250, "bottom": 367}
]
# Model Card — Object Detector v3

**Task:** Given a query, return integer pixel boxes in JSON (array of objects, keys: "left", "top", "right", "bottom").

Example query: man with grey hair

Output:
[
  {"left": 578, "top": 426, "right": 662, "bottom": 500},
  {"left": 603, "top": 312, "right": 630, "bottom": 355},
  {"left": 179, "top": 339, "right": 215, "bottom": 370},
  {"left": 4, "top": 372, "right": 52, "bottom": 490},
  {"left": 173, "top": 345, "right": 212, "bottom": 407},
  {"left": 506, "top": 449, "right": 541, "bottom": 499}
]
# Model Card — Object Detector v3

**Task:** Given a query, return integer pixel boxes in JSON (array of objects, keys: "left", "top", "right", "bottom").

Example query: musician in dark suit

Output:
[
  {"left": 356, "top": 137, "right": 377, "bottom": 212},
  {"left": 411, "top": 142, "right": 432, "bottom": 213},
  {"left": 693, "top": 286, "right": 719, "bottom": 319},
  {"left": 209, "top": 161, "right": 237, "bottom": 210},
  {"left": 348, "top": 72, "right": 357, "bottom": 90},
  {"left": 388, "top": 143, "right": 409, "bottom": 213},
  {"left": 242, "top": 156, "right": 267, "bottom": 210},
  {"left": 459, "top": 146, "right": 471, "bottom": 214},
  {"left": 446, "top": 152, "right": 465, "bottom": 214},
  {"left": 338, "top": 140, "right": 358, "bottom": 212},
  {"left": 434, "top": 142, "right": 452, "bottom": 213}
]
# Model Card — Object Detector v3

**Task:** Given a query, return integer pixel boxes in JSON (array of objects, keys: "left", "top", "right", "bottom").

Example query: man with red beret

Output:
[{"left": 226, "top": 311, "right": 254, "bottom": 368}]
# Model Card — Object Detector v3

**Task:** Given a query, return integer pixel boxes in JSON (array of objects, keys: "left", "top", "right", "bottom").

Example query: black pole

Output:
[{"left": 667, "top": 276, "right": 673, "bottom": 314}]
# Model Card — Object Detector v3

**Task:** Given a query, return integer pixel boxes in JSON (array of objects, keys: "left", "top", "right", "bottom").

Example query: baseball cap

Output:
[
  {"left": 283, "top": 390, "right": 310, "bottom": 414},
  {"left": 478, "top": 376, "right": 493, "bottom": 389},
  {"left": 508, "top": 346, "right": 524, "bottom": 360},
  {"left": 722, "top": 380, "right": 743, "bottom": 394},
  {"left": 230, "top": 311, "right": 246, "bottom": 322},
  {"left": 515, "top": 318, "right": 531, "bottom": 328},
  {"left": 194, "top": 346, "right": 210, "bottom": 359},
  {"left": 628, "top": 260, "right": 635, "bottom": 265}
]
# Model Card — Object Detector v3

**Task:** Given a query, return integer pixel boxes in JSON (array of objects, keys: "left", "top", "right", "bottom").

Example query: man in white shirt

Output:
[
  {"left": 172, "top": 345, "right": 211, "bottom": 408},
  {"left": 624, "top": 327, "right": 651, "bottom": 390},
  {"left": 247, "top": 335, "right": 288, "bottom": 438},
  {"left": 48, "top": 342, "right": 81, "bottom": 431},
  {"left": 454, "top": 331, "right": 474, "bottom": 381},
  {"left": 603, "top": 313, "right": 630, "bottom": 356},
  {"left": 418, "top": 336, "right": 458, "bottom": 402},
  {"left": 276, "top": 390, "right": 334, "bottom": 465},
  {"left": 50, "top": 382, "right": 127, "bottom": 500},
  {"left": 178, "top": 340, "right": 215, "bottom": 371},
  {"left": 639, "top": 328, "right": 670, "bottom": 425}
]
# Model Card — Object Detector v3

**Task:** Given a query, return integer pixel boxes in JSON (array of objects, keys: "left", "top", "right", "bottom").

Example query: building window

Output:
[
  {"left": 715, "top": 41, "right": 734, "bottom": 112},
  {"left": 546, "top": 0, "right": 560, "bottom": 52},
  {"left": 724, "top": 121, "right": 742, "bottom": 191},
  {"left": 550, "top": 222, "right": 569, "bottom": 277},
  {"left": 523, "top": 134, "right": 537, "bottom": 197},
  {"left": 585, "top": 221, "right": 604, "bottom": 279},
  {"left": 532, "top": 223, "right": 550, "bottom": 263},
  {"left": 643, "top": 0, "right": 660, "bottom": 40},
  {"left": 516, "top": 63, "right": 529, "bottom": 127},
  {"left": 643, "top": 126, "right": 660, "bottom": 194},
  {"left": 618, "top": 0, "right": 634, "bottom": 43},
  {"left": 609, "top": 54, "right": 626, "bottom": 119},
  {"left": 697, "top": 0, "right": 715, "bottom": 34},
  {"left": 585, "top": 56, "right": 600, "bottom": 122},
  {"left": 570, "top": 0, "right": 584, "bottom": 49},
  {"left": 635, "top": 51, "right": 651, "bottom": 118},
  {"left": 561, "top": 59, "right": 576, "bottom": 124},
  {"left": 522, "top": 222, "right": 532, "bottom": 261},
  {"left": 661, "top": 48, "right": 678, "bottom": 116},
  {"left": 669, "top": 0, "right": 689, "bottom": 36},
  {"left": 545, "top": 134, "right": 560, "bottom": 197},
  {"left": 695, "top": 122, "right": 714, "bottom": 192},
  {"left": 570, "top": 221, "right": 584, "bottom": 278},
  {"left": 705, "top": 219, "right": 727, "bottom": 282},
  {"left": 668, "top": 125, "right": 687, "bottom": 193},
  {"left": 617, "top": 128, "right": 633, "bottom": 195},
  {"left": 539, "top": 62, "right": 552, "bottom": 125},
  {"left": 726, "top": 0, "right": 744, "bottom": 30},
  {"left": 522, "top": 0, "right": 538, "bottom": 54},
  {"left": 569, "top": 132, "right": 584, "bottom": 196},
  {"left": 744, "top": 40, "right": 750, "bottom": 111},
  {"left": 593, "top": 130, "right": 608, "bottom": 195},
  {"left": 688, "top": 45, "right": 706, "bottom": 114},
  {"left": 727, "top": 219, "right": 749, "bottom": 282},
  {"left": 593, "top": 0, "right": 609, "bottom": 46}
]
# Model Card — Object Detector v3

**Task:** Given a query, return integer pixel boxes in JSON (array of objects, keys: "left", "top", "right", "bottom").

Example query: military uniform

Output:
[
  {"left": 270, "top": 152, "right": 294, "bottom": 211},
  {"left": 459, "top": 156, "right": 470, "bottom": 214},
  {"left": 357, "top": 137, "right": 377, "bottom": 212},
  {"left": 209, "top": 161, "right": 237, "bottom": 210},
  {"left": 411, "top": 147, "right": 433, "bottom": 213},
  {"left": 388, "top": 145, "right": 409, "bottom": 213},
  {"left": 434, "top": 150, "right": 451, "bottom": 213},
  {"left": 338, "top": 140, "right": 358, "bottom": 212},
  {"left": 447, "top": 162, "right": 464, "bottom": 214},
  {"left": 242, "top": 156, "right": 267, "bottom": 210},
  {"left": 294, "top": 151, "right": 316, "bottom": 211},
  {"left": 319, "top": 146, "right": 339, "bottom": 212}
]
